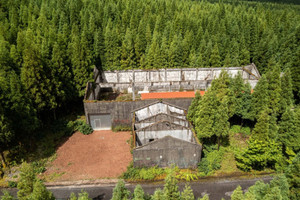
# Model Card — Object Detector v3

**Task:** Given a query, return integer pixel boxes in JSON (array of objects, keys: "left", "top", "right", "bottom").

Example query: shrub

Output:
[
  {"left": 235, "top": 139, "right": 282, "bottom": 171},
  {"left": 121, "top": 162, "right": 140, "bottom": 180},
  {"left": 31, "top": 161, "right": 46, "bottom": 174},
  {"left": 8, "top": 181, "right": 17, "bottom": 188},
  {"left": 112, "top": 125, "right": 131, "bottom": 132},
  {"left": 78, "top": 123, "right": 93, "bottom": 135},
  {"left": 198, "top": 148, "right": 225, "bottom": 175},
  {"left": 67, "top": 119, "right": 93, "bottom": 135},
  {"left": 121, "top": 163, "right": 164, "bottom": 181}
]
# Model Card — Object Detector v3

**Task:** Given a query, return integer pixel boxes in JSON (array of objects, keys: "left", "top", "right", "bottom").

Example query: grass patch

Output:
[
  {"left": 43, "top": 172, "right": 65, "bottom": 182},
  {"left": 112, "top": 125, "right": 131, "bottom": 132}
]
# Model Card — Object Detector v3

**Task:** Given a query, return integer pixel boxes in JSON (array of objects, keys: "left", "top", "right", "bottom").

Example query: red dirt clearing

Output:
[{"left": 44, "top": 131, "right": 132, "bottom": 181}]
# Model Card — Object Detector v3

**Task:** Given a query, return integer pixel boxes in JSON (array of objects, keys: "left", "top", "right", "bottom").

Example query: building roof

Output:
[{"left": 141, "top": 91, "right": 205, "bottom": 100}]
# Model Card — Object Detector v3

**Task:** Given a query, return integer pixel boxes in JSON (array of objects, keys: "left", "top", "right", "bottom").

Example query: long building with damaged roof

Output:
[{"left": 84, "top": 64, "right": 260, "bottom": 130}]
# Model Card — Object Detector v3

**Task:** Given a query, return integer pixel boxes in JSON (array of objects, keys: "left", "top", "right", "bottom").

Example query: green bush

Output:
[
  {"left": 31, "top": 161, "right": 46, "bottom": 174},
  {"left": 8, "top": 181, "right": 18, "bottom": 188},
  {"left": 235, "top": 139, "right": 282, "bottom": 171},
  {"left": 78, "top": 123, "right": 93, "bottom": 135},
  {"left": 67, "top": 119, "right": 93, "bottom": 135},
  {"left": 122, "top": 163, "right": 164, "bottom": 180},
  {"left": 198, "top": 147, "right": 225, "bottom": 175}
]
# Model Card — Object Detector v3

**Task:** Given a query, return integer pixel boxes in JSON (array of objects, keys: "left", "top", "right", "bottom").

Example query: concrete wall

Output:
[
  {"left": 133, "top": 136, "right": 202, "bottom": 168},
  {"left": 84, "top": 99, "right": 193, "bottom": 127},
  {"left": 136, "top": 129, "right": 194, "bottom": 146}
]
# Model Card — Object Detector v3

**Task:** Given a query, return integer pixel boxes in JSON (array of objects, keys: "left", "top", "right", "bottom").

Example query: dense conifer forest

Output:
[{"left": 0, "top": 0, "right": 300, "bottom": 193}]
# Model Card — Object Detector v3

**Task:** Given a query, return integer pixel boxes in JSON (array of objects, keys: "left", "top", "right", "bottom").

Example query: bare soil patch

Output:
[{"left": 44, "top": 131, "right": 132, "bottom": 181}]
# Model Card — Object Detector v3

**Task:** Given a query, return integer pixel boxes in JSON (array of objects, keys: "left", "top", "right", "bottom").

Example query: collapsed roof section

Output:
[
  {"left": 134, "top": 113, "right": 190, "bottom": 130},
  {"left": 133, "top": 101, "right": 187, "bottom": 122}
]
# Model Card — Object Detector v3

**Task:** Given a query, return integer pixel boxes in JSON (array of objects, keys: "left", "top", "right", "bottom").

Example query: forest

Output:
[{"left": 0, "top": 0, "right": 299, "bottom": 199}]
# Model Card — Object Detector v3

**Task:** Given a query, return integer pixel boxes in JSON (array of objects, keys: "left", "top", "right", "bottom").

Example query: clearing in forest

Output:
[{"left": 44, "top": 131, "right": 132, "bottom": 181}]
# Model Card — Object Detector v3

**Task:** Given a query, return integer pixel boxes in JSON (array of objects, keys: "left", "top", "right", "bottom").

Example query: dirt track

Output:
[{"left": 44, "top": 131, "right": 132, "bottom": 181}]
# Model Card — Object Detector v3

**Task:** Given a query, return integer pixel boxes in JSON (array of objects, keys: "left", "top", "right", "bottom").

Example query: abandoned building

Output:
[
  {"left": 84, "top": 63, "right": 261, "bottom": 130},
  {"left": 132, "top": 101, "right": 202, "bottom": 168},
  {"left": 83, "top": 64, "right": 261, "bottom": 168}
]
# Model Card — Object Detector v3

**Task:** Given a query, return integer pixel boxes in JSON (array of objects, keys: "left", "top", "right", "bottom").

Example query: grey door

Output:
[{"left": 90, "top": 114, "right": 111, "bottom": 130}]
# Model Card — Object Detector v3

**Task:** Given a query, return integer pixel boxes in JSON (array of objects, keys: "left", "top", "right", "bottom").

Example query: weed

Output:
[{"left": 112, "top": 125, "right": 131, "bottom": 132}]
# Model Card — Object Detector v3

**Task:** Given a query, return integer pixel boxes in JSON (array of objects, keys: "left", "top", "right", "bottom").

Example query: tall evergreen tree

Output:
[
  {"left": 17, "top": 162, "right": 36, "bottom": 200},
  {"left": 132, "top": 185, "right": 145, "bottom": 200},
  {"left": 111, "top": 180, "right": 130, "bottom": 200},
  {"left": 209, "top": 44, "right": 221, "bottom": 67},
  {"left": 163, "top": 169, "right": 180, "bottom": 200},
  {"left": 30, "top": 180, "right": 55, "bottom": 200},
  {"left": 250, "top": 75, "right": 269, "bottom": 119},
  {"left": 280, "top": 68, "right": 294, "bottom": 112},
  {"left": 181, "top": 184, "right": 195, "bottom": 200},
  {"left": 20, "top": 29, "right": 53, "bottom": 111},
  {"left": 187, "top": 91, "right": 202, "bottom": 125},
  {"left": 266, "top": 60, "right": 282, "bottom": 116}
]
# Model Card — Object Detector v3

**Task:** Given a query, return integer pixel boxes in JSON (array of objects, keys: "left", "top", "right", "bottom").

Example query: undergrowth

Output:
[
  {"left": 112, "top": 125, "right": 132, "bottom": 132},
  {"left": 122, "top": 163, "right": 199, "bottom": 181}
]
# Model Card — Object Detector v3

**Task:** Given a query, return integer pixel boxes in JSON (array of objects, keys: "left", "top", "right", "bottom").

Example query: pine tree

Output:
[
  {"left": 163, "top": 169, "right": 180, "bottom": 200},
  {"left": 290, "top": 46, "right": 300, "bottom": 100},
  {"left": 278, "top": 108, "right": 298, "bottom": 151},
  {"left": 292, "top": 106, "right": 300, "bottom": 152},
  {"left": 231, "top": 186, "right": 244, "bottom": 200},
  {"left": 223, "top": 53, "right": 231, "bottom": 67},
  {"left": 187, "top": 91, "right": 202, "bottom": 125},
  {"left": 198, "top": 194, "right": 209, "bottom": 200},
  {"left": 269, "top": 175, "right": 289, "bottom": 200},
  {"left": 182, "top": 30, "right": 193, "bottom": 67},
  {"left": 250, "top": 75, "right": 269, "bottom": 119},
  {"left": 251, "top": 109, "right": 271, "bottom": 140},
  {"left": 121, "top": 29, "right": 136, "bottom": 70},
  {"left": 77, "top": 190, "right": 91, "bottom": 200},
  {"left": 29, "top": 180, "right": 55, "bottom": 200},
  {"left": 69, "top": 28, "right": 93, "bottom": 96},
  {"left": 20, "top": 29, "right": 53, "bottom": 111},
  {"left": 69, "top": 193, "right": 77, "bottom": 200},
  {"left": 17, "top": 162, "right": 36, "bottom": 200},
  {"left": 181, "top": 184, "right": 194, "bottom": 200},
  {"left": 214, "top": 99, "right": 230, "bottom": 150},
  {"left": 209, "top": 44, "right": 221, "bottom": 67},
  {"left": 152, "top": 189, "right": 165, "bottom": 200},
  {"left": 168, "top": 34, "right": 182, "bottom": 68},
  {"left": 146, "top": 31, "right": 160, "bottom": 69},
  {"left": 285, "top": 153, "right": 300, "bottom": 200},
  {"left": 266, "top": 60, "right": 282, "bottom": 117},
  {"left": 132, "top": 185, "right": 145, "bottom": 200},
  {"left": 111, "top": 180, "right": 130, "bottom": 200},
  {"left": 280, "top": 68, "right": 294, "bottom": 113},
  {"left": 195, "top": 91, "right": 218, "bottom": 139}
]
